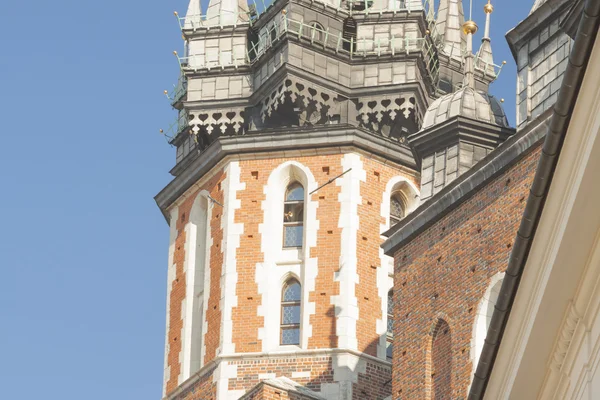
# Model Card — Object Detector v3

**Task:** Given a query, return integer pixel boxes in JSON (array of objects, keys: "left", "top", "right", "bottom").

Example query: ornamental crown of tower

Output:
[{"left": 162, "top": 0, "right": 509, "bottom": 174}]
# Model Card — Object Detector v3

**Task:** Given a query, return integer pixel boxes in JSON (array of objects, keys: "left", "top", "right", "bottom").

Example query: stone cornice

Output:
[
  {"left": 408, "top": 116, "right": 516, "bottom": 165},
  {"left": 156, "top": 125, "right": 417, "bottom": 219}
]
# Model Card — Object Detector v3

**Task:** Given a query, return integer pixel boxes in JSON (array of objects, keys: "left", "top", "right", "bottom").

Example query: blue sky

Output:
[{"left": 0, "top": 0, "right": 530, "bottom": 399}]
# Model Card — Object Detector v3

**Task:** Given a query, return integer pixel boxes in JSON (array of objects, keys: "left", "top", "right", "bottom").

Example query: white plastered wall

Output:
[
  {"left": 256, "top": 161, "right": 319, "bottom": 352},
  {"left": 163, "top": 207, "right": 179, "bottom": 397},
  {"left": 377, "top": 176, "right": 420, "bottom": 359}
]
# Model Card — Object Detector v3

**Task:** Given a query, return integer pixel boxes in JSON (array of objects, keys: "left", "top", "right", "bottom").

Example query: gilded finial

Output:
[
  {"left": 462, "top": 20, "right": 478, "bottom": 35},
  {"left": 484, "top": 0, "right": 493, "bottom": 14}
]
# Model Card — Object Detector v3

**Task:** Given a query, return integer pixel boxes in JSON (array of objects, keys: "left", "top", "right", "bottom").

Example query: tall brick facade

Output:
[
  {"left": 390, "top": 144, "right": 542, "bottom": 399},
  {"left": 154, "top": 0, "right": 556, "bottom": 397}
]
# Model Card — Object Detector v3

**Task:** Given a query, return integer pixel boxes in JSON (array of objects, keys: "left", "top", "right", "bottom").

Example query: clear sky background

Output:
[{"left": 0, "top": 0, "right": 532, "bottom": 399}]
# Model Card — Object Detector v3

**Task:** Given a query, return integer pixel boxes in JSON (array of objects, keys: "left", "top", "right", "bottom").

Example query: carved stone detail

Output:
[
  {"left": 356, "top": 94, "right": 419, "bottom": 142},
  {"left": 188, "top": 108, "right": 246, "bottom": 150},
  {"left": 550, "top": 302, "right": 581, "bottom": 372},
  {"left": 255, "top": 77, "right": 342, "bottom": 128}
]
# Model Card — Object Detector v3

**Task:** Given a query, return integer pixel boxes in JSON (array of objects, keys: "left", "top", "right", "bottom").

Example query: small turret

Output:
[
  {"left": 408, "top": 11, "right": 513, "bottom": 201},
  {"left": 476, "top": 0, "right": 496, "bottom": 75},
  {"left": 184, "top": 0, "right": 249, "bottom": 29}
]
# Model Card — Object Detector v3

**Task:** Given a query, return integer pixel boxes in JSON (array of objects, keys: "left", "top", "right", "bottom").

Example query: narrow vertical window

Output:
[
  {"left": 342, "top": 17, "right": 357, "bottom": 53},
  {"left": 390, "top": 193, "right": 406, "bottom": 227},
  {"left": 432, "top": 319, "right": 452, "bottom": 399},
  {"left": 386, "top": 289, "right": 394, "bottom": 360},
  {"left": 283, "top": 183, "right": 304, "bottom": 248},
  {"left": 281, "top": 279, "right": 301, "bottom": 345}
]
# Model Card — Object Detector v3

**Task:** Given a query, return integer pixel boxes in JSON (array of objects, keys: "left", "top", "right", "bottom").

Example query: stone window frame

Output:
[
  {"left": 257, "top": 161, "right": 318, "bottom": 352},
  {"left": 181, "top": 191, "right": 212, "bottom": 380},
  {"left": 307, "top": 21, "right": 325, "bottom": 43}
]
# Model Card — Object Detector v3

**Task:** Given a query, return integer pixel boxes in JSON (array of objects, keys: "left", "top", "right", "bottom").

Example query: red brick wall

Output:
[
  {"left": 358, "top": 159, "right": 419, "bottom": 356},
  {"left": 228, "top": 355, "right": 333, "bottom": 392},
  {"left": 165, "top": 152, "right": 415, "bottom": 398},
  {"left": 352, "top": 359, "right": 393, "bottom": 400},
  {"left": 165, "top": 170, "right": 225, "bottom": 395},
  {"left": 391, "top": 144, "right": 542, "bottom": 399},
  {"left": 174, "top": 364, "right": 218, "bottom": 400},
  {"left": 241, "top": 382, "right": 319, "bottom": 400}
]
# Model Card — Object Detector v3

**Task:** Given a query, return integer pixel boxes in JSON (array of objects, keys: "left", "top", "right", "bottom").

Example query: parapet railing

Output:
[
  {"left": 176, "top": 0, "right": 435, "bottom": 31},
  {"left": 174, "top": 14, "right": 440, "bottom": 86}
]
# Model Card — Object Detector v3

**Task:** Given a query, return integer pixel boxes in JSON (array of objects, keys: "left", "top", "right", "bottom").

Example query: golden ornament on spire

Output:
[
  {"left": 463, "top": 20, "right": 478, "bottom": 35},
  {"left": 484, "top": 0, "right": 494, "bottom": 14}
]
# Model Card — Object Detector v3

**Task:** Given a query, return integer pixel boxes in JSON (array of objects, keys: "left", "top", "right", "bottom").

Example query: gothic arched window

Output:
[
  {"left": 386, "top": 289, "right": 394, "bottom": 360},
  {"left": 308, "top": 21, "right": 324, "bottom": 42},
  {"left": 281, "top": 279, "right": 301, "bottom": 345},
  {"left": 390, "top": 192, "right": 406, "bottom": 227},
  {"left": 283, "top": 183, "right": 304, "bottom": 248}
]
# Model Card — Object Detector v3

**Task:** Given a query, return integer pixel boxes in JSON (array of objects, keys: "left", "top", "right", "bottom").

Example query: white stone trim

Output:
[
  {"left": 470, "top": 272, "right": 504, "bottom": 385},
  {"left": 377, "top": 176, "right": 420, "bottom": 359},
  {"left": 214, "top": 360, "right": 245, "bottom": 400},
  {"left": 257, "top": 161, "right": 319, "bottom": 351},
  {"left": 220, "top": 162, "right": 245, "bottom": 356},
  {"left": 181, "top": 192, "right": 212, "bottom": 380},
  {"left": 163, "top": 207, "right": 179, "bottom": 397},
  {"left": 380, "top": 176, "right": 420, "bottom": 234},
  {"left": 332, "top": 153, "right": 366, "bottom": 351}
]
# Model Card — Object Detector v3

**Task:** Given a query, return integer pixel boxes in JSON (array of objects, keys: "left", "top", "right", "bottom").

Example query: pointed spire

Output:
[
  {"left": 184, "top": 0, "right": 201, "bottom": 29},
  {"left": 462, "top": 20, "right": 478, "bottom": 88},
  {"left": 436, "top": 0, "right": 466, "bottom": 59},
  {"left": 205, "top": 0, "right": 249, "bottom": 26},
  {"left": 477, "top": 0, "right": 496, "bottom": 75}
]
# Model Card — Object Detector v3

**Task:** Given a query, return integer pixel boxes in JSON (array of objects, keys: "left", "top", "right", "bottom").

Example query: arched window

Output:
[
  {"left": 390, "top": 192, "right": 407, "bottom": 227},
  {"left": 472, "top": 274, "right": 504, "bottom": 375},
  {"left": 283, "top": 183, "right": 304, "bottom": 248},
  {"left": 308, "top": 21, "right": 324, "bottom": 43},
  {"left": 386, "top": 289, "right": 394, "bottom": 360},
  {"left": 281, "top": 279, "right": 302, "bottom": 345},
  {"left": 432, "top": 319, "right": 452, "bottom": 399}
]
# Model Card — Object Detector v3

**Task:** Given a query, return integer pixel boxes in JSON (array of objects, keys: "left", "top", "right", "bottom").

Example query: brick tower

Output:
[{"left": 155, "top": 0, "right": 507, "bottom": 399}]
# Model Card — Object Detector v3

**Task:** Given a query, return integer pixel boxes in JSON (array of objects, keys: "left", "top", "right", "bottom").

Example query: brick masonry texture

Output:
[
  {"left": 391, "top": 143, "right": 542, "bottom": 399},
  {"left": 358, "top": 158, "right": 419, "bottom": 357},
  {"left": 240, "top": 382, "right": 316, "bottom": 400},
  {"left": 166, "top": 170, "right": 226, "bottom": 395},
  {"left": 174, "top": 364, "right": 218, "bottom": 400},
  {"left": 165, "top": 151, "right": 414, "bottom": 398},
  {"left": 229, "top": 355, "right": 333, "bottom": 392}
]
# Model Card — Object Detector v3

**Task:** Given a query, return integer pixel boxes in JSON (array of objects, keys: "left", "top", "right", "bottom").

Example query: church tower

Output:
[{"left": 156, "top": 0, "right": 508, "bottom": 399}]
